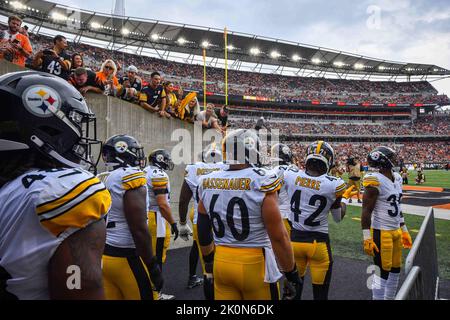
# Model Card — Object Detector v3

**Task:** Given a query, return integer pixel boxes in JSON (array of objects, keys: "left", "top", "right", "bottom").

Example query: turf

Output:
[
  {"left": 341, "top": 170, "right": 450, "bottom": 189},
  {"left": 328, "top": 206, "right": 450, "bottom": 280}
]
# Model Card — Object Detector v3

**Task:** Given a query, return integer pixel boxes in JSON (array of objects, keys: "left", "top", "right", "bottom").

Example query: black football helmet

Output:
[
  {"left": 102, "top": 134, "right": 146, "bottom": 169},
  {"left": 222, "top": 129, "right": 263, "bottom": 165},
  {"left": 271, "top": 143, "right": 293, "bottom": 165},
  {"left": 149, "top": 149, "right": 174, "bottom": 171},
  {"left": 367, "top": 146, "right": 398, "bottom": 169},
  {"left": 305, "top": 141, "right": 335, "bottom": 173},
  {"left": 0, "top": 71, "right": 101, "bottom": 171}
]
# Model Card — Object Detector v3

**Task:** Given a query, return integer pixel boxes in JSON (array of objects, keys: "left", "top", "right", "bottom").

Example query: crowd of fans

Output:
[
  {"left": 230, "top": 115, "right": 450, "bottom": 136},
  {"left": 0, "top": 16, "right": 448, "bottom": 160},
  {"left": 288, "top": 141, "right": 450, "bottom": 168},
  {"left": 7, "top": 26, "right": 447, "bottom": 106}
]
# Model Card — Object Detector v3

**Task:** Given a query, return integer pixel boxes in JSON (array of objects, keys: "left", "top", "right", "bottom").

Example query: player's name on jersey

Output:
[
  {"left": 295, "top": 176, "right": 321, "bottom": 191},
  {"left": 202, "top": 177, "right": 251, "bottom": 191},
  {"left": 196, "top": 167, "right": 222, "bottom": 176}
]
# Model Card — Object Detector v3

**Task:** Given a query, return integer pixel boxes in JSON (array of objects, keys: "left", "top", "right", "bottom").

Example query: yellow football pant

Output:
[
  {"left": 102, "top": 254, "right": 154, "bottom": 300},
  {"left": 348, "top": 179, "right": 361, "bottom": 192},
  {"left": 283, "top": 218, "right": 291, "bottom": 236},
  {"left": 148, "top": 211, "right": 171, "bottom": 264},
  {"left": 292, "top": 241, "right": 332, "bottom": 285},
  {"left": 214, "top": 246, "right": 280, "bottom": 300},
  {"left": 372, "top": 228, "right": 402, "bottom": 277}
]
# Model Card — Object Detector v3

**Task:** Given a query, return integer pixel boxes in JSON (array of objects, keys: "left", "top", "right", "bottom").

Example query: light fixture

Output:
[
  {"left": 51, "top": 12, "right": 68, "bottom": 21},
  {"left": 227, "top": 44, "right": 235, "bottom": 51},
  {"left": 270, "top": 51, "right": 281, "bottom": 59},
  {"left": 177, "top": 37, "right": 187, "bottom": 45},
  {"left": 91, "top": 22, "right": 101, "bottom": 29},
  {"left": 201, "top": 41, "right": 210, "bottom": 49},
  {"left": 292, "top": 54, "right": 301, "bottom": 62},
  {"left": 121, "top": 28, "right": 130, "bottom": 36},
  {"left": 151, "top": 34, "right": 159, "bottom": 41},
  {"left": 333, "top": 61, "right": 344, "bottom": 67},
  {"left": 250, "top": 47, "right": 260, "bottom": 55},
  {"left": 312, "top": 58, "right": 321, "bottom": 64},
  {"left": 354, "top": 63, "right": 365, "bottom": 70}
]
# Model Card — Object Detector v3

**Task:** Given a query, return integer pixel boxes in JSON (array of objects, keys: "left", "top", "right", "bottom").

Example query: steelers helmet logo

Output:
[
  {"left": 370, "top": 151, "right": 380, "bottom": 161},
  {"left": 282, "top": 146, "right": 290, "bottom": 155},
  {"left": 156, "top": 154, "right": 165, "bottom": 162},
  {"left": 243, "top": 136, "right": 256, "bottom": 149},
  {"left": 22, "top": 85, "right": 61, "bottom": 117},
  {"left": 115, "top": 141, "right": 128, "bottom": 153}
]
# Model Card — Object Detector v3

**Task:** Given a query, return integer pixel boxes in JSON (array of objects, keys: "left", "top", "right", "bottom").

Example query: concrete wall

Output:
[{"left": 0, "top": 60, "right": 199, "bottom": 214}]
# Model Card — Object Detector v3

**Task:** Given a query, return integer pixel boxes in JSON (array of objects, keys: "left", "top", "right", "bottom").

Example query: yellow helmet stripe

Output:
[{"left": 315, "top": 141, "right": 324, "bottom": 155}]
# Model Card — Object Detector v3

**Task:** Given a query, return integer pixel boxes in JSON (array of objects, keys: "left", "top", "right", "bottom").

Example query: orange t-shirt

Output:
[
  {"left": 0, "top": 32, "right": 32, "bottom": 67},
  {"left": 95, "top": 71, "right": 119, "bottom": 87}
]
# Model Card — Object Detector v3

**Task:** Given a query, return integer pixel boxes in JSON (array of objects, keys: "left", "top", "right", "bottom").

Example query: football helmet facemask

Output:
[
  {"left": 0, "top": 71, "right": 101, "bottom": 172},
  {"left": 102, "top": 134, "right": 146, "bottom": 170},
  {"left": 305, "top": 141, "right": 335, "bottom": 173},
  {"left": 149, "top": 149, "right": 174, "bottom": 171},
  {"left": 367, "top": 146, "right": 398, "bottom": 170}
]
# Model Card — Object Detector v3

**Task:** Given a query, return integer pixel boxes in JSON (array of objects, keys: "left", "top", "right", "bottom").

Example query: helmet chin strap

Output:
[{"left": 31, "top": 135, "right": 80, "bottom": 168}]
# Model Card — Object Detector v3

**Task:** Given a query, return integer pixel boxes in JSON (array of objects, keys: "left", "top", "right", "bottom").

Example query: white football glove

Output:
[{"left": 179, "top": 223, "right": 193, "bottom": 241}]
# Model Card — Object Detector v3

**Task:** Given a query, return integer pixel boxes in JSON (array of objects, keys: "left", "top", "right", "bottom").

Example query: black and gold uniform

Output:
[{"left": 139, "top": 84, "right": 166, "bottom": 108}]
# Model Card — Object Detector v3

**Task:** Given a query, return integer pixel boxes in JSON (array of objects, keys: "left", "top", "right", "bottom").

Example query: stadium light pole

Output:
[{"left": 224, "top": 27, "right": 228, "bottom": 106}]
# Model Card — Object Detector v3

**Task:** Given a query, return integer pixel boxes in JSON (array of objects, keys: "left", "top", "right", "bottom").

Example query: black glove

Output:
[
  {"left": 171, "top": 223, "right": 179, "bottom": 241},
  {"left": 282, "top": 266, "right": 302, "bottom": 300},
  {"left": 148, "top": 256, "right": 164, "bottom": 292}
]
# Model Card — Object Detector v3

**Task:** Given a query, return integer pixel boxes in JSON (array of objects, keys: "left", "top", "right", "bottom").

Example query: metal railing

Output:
[{"left": 396, "top": 208, "right": 440, "bottom": 300}]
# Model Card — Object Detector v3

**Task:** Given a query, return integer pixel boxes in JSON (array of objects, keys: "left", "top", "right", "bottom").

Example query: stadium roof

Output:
[{"left": 2, "top": 0, "right": 450, "bottom": 79}]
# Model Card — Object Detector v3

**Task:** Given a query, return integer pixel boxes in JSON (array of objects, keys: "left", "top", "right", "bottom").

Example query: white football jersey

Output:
[
  {"left": 362, "top": 172, "right": 403, "bottom": 230},
  {"left": 284, "top": 168, "right": 347, "bottom": 234},
  {"left": 0, "top": 168, "right": 110, "bottom": 300},
  {"left": 273, "top": 164, "right": 297, "bottom": 220},
  {"left": 104, "top": 167, "right": 147, "bottom": 248},
  {"left": 198, "top": 167, "right": 282, "bottom": 248},
  {"left": 184, "top": 162, "right": 228, "bottom": 224},
  {"left": 144, "top": 165, "right": 171, "bottom": 213}
]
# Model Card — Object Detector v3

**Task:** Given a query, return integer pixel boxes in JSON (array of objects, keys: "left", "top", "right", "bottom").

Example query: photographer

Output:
[
  {"left": 32, "top": 35, "right": 71, "bottom": 80},
  {"left": 0, "top": 16, "right": 32, "bottom": 67},
  {"left": 347, "top": 157, "right": 362, "bottom": 203}
]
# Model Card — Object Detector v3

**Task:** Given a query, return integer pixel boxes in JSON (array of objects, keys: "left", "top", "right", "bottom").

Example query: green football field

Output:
[
  {"left": 328, "top": 206, "right": 450, "bottom": 280},
  {"left": 341, "top": 170, "right": 450, "bottom": 189}
]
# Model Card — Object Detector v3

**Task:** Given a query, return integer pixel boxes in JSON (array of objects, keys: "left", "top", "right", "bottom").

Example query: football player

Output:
[
  {"left": 284, "top": 141, "right": 355, "bottom": 300},
  {"left": 361, "top": 146, "right": 413, "bottom": 300},
  {"left": 271, "top": 143, "right": 296, "bottom": 235},
  {"left": 101, "top": 135, "right": 163, "bottom": 300},
  {"left": 179, "top": 145, "right": 228, "bottom": 298},
  {"left": 0, "top": 71, "right": 111, "bottom": 299},
  {"left": 145, "top": 149, "right": 178, "bottom": 300},
  {"left": 197, "top": 129, "right": 302, "bottom": 300}
]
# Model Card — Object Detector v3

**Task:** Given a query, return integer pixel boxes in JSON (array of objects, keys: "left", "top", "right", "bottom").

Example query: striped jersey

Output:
[
  {"left": 104, "top": 167, "right": 147, "bottom": 248},
  {"left": 284, "top": 167, "right": 347, "bottom": 234},
  {"left": 198, "top": 166, "right": 282, "bottom": 248},
  {"left": 0, "top": 168, "right": 110, "bottom": 299}
]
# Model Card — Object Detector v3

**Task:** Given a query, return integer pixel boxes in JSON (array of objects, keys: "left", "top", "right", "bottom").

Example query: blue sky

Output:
[{"left": 54, "top": 0, "right": 450, "bottom": 95}]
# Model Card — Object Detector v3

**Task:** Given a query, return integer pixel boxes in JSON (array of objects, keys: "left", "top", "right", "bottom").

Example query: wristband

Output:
[{"left": 363, "top": 229, "right": 371, "bottom": 241}]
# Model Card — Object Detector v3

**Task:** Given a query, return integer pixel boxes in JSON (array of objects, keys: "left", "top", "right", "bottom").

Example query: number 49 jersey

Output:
[
  {"left": 284, "top": 168, "right": 347, "bottom": 234},
  {"left": 198, "top": 167, "right": 282, "bottom": 248},
  {"left": 362, "top": 172, "right": 403, "bottom": 230},
  {"left": 0, "top": 168, "right": 111, "bottom": 300}
]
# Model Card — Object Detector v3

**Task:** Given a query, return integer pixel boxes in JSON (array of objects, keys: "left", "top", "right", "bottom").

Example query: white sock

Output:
[
  {"left": 372, "top": 274, "right": 386, "bottom": 300},
  {"left": 385, "top": 272, "right": 400, "bottom": 300}
]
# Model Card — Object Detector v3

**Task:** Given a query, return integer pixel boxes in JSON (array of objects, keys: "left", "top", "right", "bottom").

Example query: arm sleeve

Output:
[{"left": 362, "top": 174, "right": 381, "bottom": 191}]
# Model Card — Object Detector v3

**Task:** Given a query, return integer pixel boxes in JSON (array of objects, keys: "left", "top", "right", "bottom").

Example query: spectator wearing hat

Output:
[{"left": 119, "top": 65, "right": 142, "bottom": 102}]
